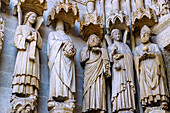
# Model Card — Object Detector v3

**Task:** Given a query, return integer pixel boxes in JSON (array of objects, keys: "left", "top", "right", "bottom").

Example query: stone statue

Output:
[
  {"left": 12, "top": 12, "right": 42, "bottom": 101},
  {"left": 106, "top": 29, "right": 136, "bottom": 112},
  {"left": 47, "top": 18, "right": 76, "bottom": 110},
  {"left": 80, "top": 34, "right": 111, "bottom": 113},
  {"left": 134, "top": 25, "right": 169, "bottom": 109}
]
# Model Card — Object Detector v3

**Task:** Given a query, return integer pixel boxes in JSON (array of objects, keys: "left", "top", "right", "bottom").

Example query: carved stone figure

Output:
[
  {"left": 80, "top": 34, "right": 111, "bottom": 113},
  {"left": 47, "top": 18, "right": 76, "bottom": 111},
  {"left": 11, "top": 11, "right": 42, "bottom": 113},
  {"left": 0, "top": 15, "right": 4, "bottom": 52},
  {"left": 106, "top": 29, "right": 136, "bottom": 112},
  {"left": 134, "top": 25, "right": 169, "bottom": 109},
  {"left": 12, "top": 12, "right": 42, "bottom": 100}
]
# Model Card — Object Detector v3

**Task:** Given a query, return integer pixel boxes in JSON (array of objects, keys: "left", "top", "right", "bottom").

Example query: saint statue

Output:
[
  {"left": 80, "top": 34, "right": 111, "bottom": 113},
  {"left": 134, "top": 25, "right": 169, "bottom": 108},
  {"left": 12, "top": 12, "right": 42, "bottom": 101},
  {"left": 47, "top": 18, "right": 76, "bottom": 106},
  {"left": 107, "top": 29, "right": 136, "bottom": 112}
]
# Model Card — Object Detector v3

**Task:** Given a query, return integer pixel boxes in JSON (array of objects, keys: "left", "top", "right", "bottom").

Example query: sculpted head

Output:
[
  {"left": 24, "top": 12, "right": 37, "bottom": 25},
  {"left": 111, "top": 29, "right": 122, "bottom": 41},
  {"left": 140, "top": 25, "right": 151, "bottom": 44},
  {"left": 88, "top": 34, "right": 101, "bottom": 47}
]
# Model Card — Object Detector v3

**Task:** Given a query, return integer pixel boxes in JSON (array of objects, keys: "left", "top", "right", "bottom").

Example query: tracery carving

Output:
[
  {"left": 47, "top": 0, "right": 79, "bottom": 27},
  {"left": 131, "top": 7, "right": 157, "bottom": 30}
]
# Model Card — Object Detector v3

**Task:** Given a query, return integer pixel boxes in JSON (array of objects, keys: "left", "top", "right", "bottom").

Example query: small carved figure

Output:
[
  {"left": 106, "top": 29, "right": 136, "bottom": 112},
  {"left": 47, "top": 18, "right": 76, "bottom": 107},
  {"left": 12, "top": 12, "right": 42, "bottom": 101},
  {"left": 134, "top": 25, "right": 169, "bottom": 109},
  {"left": 80, "top": 34, "right": 111, "bottom": 113}
]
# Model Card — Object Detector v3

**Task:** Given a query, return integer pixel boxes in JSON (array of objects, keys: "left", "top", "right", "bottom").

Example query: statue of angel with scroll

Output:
[{"left": 11, "top": 11, "right": 44, "bottom": 101}]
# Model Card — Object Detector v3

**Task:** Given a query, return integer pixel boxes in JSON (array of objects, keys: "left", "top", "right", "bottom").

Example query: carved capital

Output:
[{"left": 11, "top": 97, "right": 37, "bottom": 113}]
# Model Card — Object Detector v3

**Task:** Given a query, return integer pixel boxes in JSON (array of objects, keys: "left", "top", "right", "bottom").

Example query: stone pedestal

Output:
[
  {"left": 48, "top": 101, "right": 75, "bottom": 113},
  {"left": 144, "top": 107, "right": 170, "bottom": 113},
  {"left": 11, "top": 97, "right": 37, "bottom": 113}
]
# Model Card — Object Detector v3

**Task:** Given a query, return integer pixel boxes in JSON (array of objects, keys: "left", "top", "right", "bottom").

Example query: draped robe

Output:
[
  {"left": 134, "top": 43, "right": 169, "bottom": 106},
  {"left": 12, "top": 25, "right": 42, "bottom": 98},
  {"left": 47, "top": 31, "right": 76, "bottom": 101},
  {"left": 80, "top": 46, "right": 111, "bottom": 112},
  {"left": 108, "top": 42, "right": 136, "bottom": 112}
]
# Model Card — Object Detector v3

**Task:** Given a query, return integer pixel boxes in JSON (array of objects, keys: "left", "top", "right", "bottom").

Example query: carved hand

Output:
[
  {"left": 140, "top": 53, "right": 147, "bottom": 60},
  {"left": 26, "top": 36, "right": 34, "bottom": 41}
]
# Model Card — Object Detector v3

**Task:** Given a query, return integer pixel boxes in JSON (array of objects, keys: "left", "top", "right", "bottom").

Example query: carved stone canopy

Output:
[
  {"left": 47, "top": 1, "right": 79, "bottom": 27},
  {"left": 80, "top": 10, "right": 103, "bottom": 41},
  {"left": 131, "top": 7, "right": 158, "bottom": 31},
  {"left": 13, "top": 0, "right": 47, "bottom": 16},
  {"left": 106, "top": 11, "right": 130, "bottom": 34}
]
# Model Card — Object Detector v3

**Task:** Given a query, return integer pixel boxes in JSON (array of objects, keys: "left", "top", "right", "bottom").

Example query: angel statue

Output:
[
  {"left": 11, "top": 11, "right": 43, "bottom": 101},
  {"left": 105, "top": 29, "right": 136, "bottom": 112},
  {"left": 134, "top": 25, "right": 169, "bottom": 109}
]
